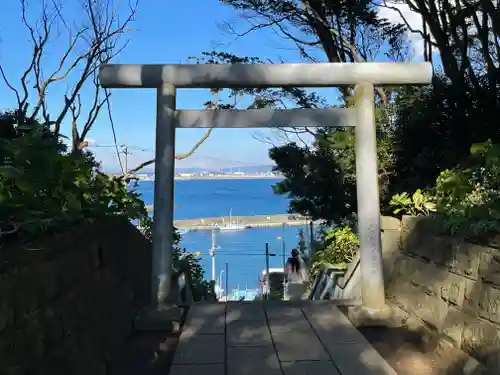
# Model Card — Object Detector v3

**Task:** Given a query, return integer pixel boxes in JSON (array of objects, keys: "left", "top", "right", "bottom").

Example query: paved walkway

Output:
[{"left": 169, "top": 301, "right": 398, "bottom": 375}]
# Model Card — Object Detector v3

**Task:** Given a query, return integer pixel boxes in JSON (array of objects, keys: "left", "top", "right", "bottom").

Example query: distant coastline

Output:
[
  {"left": 114, "top": 173, "right": 283, "bottom": 181},
  {"left": 174, "top": 175, "right": 282, "bottom": 181}
]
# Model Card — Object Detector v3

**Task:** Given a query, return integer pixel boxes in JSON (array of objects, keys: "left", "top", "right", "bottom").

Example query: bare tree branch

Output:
[
  {"left": 79, "top": 72, "right": 111, "bottom": 143},
  {"left": 118, "top": 128, "right": 215, "bottom": 181},
  {"left": 120, "top": 88, "right": 221, "bottom": 180},
  {"left": 0, "top": 0, "right": 138, "bottom": 152},
  {"left": 0, "top": 65, "right": 21, "bottom": 109},
  {"left": 175, "top": 128, "right": 215, "bottom": 161}
]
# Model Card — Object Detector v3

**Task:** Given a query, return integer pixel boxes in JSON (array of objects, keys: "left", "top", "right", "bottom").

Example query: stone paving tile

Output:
[
  {"left": 227, "top": 346, "right": 282, "bottom": 375},
  {"left": 303, "top": 305, "right": 398, "bottom": 374},
  {"left": 173, "top": 334, "right": 225, "bottom": 365},
  {"left": 227, "top": 319, "right": 272, "bottom": 346},
  {"left": 182, "top": 303, "right": 226, "bottom": 335},
  {"left": 303, "top": 305, "right": 364, "bottom": 344},
  {"left": 173, "top": 302, "right": 397, "bottom": 375},
  {"left": 264, "top": 304, "right": 305, "bottom": 320},
  {"left": 281, "top": 360, "right": 341, "bottom": 375},
  {"left": 169, "top": 363, "right": 225, "bottom": 375},
  {"left": 183, "top": 315, "right": 225, "bottom": 335},
  {"left": 271, "top": 328, "right": 330, "bottom": 361},
  {"left": 186, "top": 302, "right": 226, "bottom": 318},
  {"left": 327, "top": 342, "right": 398, "bottom": 375},
  {"left": 303, "top": 305, "right": 353, "bottom": 329},
  {"left": 268, "top": 317, "right": 311, "bottom": 332},
  {"left": 226, "top": 302, "right": 266, "bottom": 322}
]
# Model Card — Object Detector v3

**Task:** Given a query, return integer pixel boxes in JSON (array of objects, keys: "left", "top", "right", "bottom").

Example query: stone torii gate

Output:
[{"left": 99, "top": 62, "right": 432, "bottom": 310}]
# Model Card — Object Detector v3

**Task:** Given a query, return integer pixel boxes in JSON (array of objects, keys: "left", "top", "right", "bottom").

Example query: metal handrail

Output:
[
  {"left": 176, "top": 253, "right": 218, "bottom": 305},
  {"left": 308, "top": 263, "right": 346, "bottom": 300}
]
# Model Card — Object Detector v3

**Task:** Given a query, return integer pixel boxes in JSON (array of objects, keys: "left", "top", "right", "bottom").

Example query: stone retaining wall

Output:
[
  {"left": 0, "top": 217, "right": 151, "bottom": 375},
  {"left": 384, "top": 215, "right": 500, "bottom": 374}
]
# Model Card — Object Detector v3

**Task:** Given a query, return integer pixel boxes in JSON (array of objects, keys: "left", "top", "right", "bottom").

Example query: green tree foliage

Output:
[
  {"left": 220, "top": 0, "right": 408, "bottom": 67},
  {"left": 389, "top": 79, "right": 500, "bottom": 195},
  {"left": 269, "top": 97, "right": 399, "bottom": 222},
  {"left": 216, "top": 0, "right": 500, "bottom": 266},
  {"left": 270, "top": 142, "right": 354, "bottom": 222},
  {"left": 433, "top": 141, "right": 500, "bottom": 238},
  {"left": 297, "top": 229, "right": 308, "bottom": 256},
  {"left": 0, "top": 110, "right": 143, "bottom": 239},
  {"left": 0, "top": 109, "right": 210, "bottom": 299}
]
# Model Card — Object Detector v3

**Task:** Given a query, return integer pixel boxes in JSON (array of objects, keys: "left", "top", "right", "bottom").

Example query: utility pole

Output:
[
  {"left": 120, "top": 144, "right": 130, "bottom": 174},
  {"left": 218, "top": 269, "right": 224, "bottom": 300},
  {"left": 265, "top": 242, "right": 270, "bottom": 300},
  {"left": 112, "top": 144, "right": 131, "bottom": 176},
  {"left": 225, "top": 262, "right": 229, "bottom": 302},
  {"left": 281, "top": 223, "right": 287, "bottom": 295},
  {"left": 309, "top": 219, "right": 314, "bottom": 250},
  {"left": 209, "top": 229, "right": 217, "bottom": 281},
  {"left": 281, "top": 223, "right": 286, "bottom": 268},
  {"left": 91, "top": 142, "right": 151, "bottom": 177}
]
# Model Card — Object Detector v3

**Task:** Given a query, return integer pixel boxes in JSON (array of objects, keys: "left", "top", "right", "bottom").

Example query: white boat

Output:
[
  {"left": 178, "top": 228, "right": 190, "bottom": 235},
  {"left": 218, "top": 209, "right": 246, "bottom": 231}
]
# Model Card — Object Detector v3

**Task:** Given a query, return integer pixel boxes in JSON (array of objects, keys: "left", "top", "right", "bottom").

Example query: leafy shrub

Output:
[
  {"left": 389, "top": 139, "right": 500, "bottom": 239},
  {"left": 434, "top": 140, "right": 500, "bottom": 237},
  {"left": 137, "top": 216, "right": 210, "bottom": 300},
  {"left": 268, "top": 273, "right": 285, "bottom": 300},
  {"left": 389, "top": 189, "right": 437, "bottom": 216},
  {"left": 309, "top": 226, "right": 359, "bottom": 276},
  {"left": 0, "top": 111, "right": 146, "bottom": 240}
]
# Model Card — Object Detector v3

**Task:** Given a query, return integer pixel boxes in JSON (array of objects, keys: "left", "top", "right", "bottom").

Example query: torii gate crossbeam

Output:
[{"left": 99, "top": 62, "right": 433, "bottom": 310}]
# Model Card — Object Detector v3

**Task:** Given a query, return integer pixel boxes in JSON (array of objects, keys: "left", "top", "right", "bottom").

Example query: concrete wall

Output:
[
  {"left": 0, "top": 217, "right": 152, "bottom": 375},
  {"left": 384, "top": 215, "right": 500, "bottom": 374}
]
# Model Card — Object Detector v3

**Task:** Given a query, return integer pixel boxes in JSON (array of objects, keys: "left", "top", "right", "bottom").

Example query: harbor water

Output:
[{"left": 136, "top": 178, "right": 309, "bottom": 298}]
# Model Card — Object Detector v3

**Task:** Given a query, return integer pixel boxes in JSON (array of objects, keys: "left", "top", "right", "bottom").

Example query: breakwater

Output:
[
  {"left": 143, "top": 212, "right": 309, "bottom": 230},
  {"left": 175, "top": 214, "right": 308, "bottom": 230}
]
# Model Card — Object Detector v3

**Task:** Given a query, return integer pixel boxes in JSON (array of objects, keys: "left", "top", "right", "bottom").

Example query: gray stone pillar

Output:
[
  {"left": 354, "top": 82, "right": 385, "bottom": 309},
  {"left": 151, "top": 83, "right": 176, "bottom": 306}
]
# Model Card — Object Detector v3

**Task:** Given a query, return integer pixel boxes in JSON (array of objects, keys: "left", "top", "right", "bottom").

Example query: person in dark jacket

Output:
[
  {"left": 285, "top": 248, "right": 301, "bottom": 274},
  {"left": 285, "top": 248, "right": 308, "bottom": 300}
]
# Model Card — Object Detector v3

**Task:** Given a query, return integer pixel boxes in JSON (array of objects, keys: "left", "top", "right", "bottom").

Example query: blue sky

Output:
[
  {"left": 0, "top": 0, "right": 423, "bottom": 172},
  {"left": 0, "top": 0, "right": 316, "bottom": 171}
]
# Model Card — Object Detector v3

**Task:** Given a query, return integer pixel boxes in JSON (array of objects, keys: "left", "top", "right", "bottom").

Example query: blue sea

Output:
[{"left": 136, "top": 179, "right": 308, "bottom": 296}]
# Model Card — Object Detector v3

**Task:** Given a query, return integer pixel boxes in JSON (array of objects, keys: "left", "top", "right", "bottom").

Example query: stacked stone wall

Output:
[
  {"left": 383, "top": 215, "right": 500, "bottom": 373},
  {"left": 0, "top": 217, "right": 151, "bottom": 375}
]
